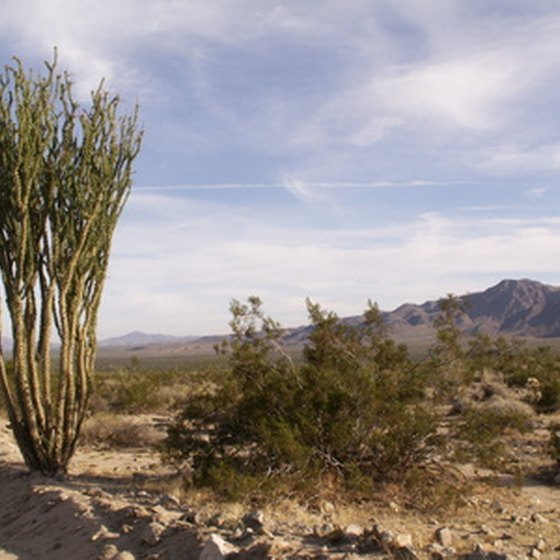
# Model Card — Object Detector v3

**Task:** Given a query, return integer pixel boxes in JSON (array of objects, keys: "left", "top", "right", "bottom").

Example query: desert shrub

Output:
[
  {"left": 453, "top": 397, "right": 534, "bottom": 469},
  {"left": 490, "top": 345, "right": 560, "bottom": 412},
  {"left": 92, "top": 367, "right": 202, "bottom": 414},
  {"left": 427, "top": 295, "right": 473, "bottom": 400},
  {"left": 80, "top": 413, "right": 161, "bottom": 449},
  {"left": 163, "top": 297, "right": 442, "bottom": 498}
]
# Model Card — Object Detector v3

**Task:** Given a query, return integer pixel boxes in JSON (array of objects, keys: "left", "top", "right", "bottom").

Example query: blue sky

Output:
[{"left": 2, "top": 1, "right": 560, "bottom": 337}]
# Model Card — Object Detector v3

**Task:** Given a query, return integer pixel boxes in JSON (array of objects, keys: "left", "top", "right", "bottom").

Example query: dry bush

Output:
[{"left": 80, "top": 413, "right": 162, "bottom": 449}]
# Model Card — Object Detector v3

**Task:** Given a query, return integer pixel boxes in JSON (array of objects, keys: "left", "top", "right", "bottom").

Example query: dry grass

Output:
[{"left": 80, "top": 413, "right": 163, "bottom": 449}]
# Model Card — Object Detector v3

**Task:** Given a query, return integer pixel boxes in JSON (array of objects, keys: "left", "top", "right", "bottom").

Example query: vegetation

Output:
[
  {"left": 163, "top": 297, "right": 443, "bottom": 499},
  {"left": 0, "top": 53, "right": 142, "bottom": 474},
  {"left": 161, "top": 293, "right": 560, "bottom": 502}
]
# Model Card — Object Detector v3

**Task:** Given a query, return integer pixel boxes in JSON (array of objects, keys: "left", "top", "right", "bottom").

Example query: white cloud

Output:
[
  {"left": 98, "top": 190, "right": 560, "bottom": 336},
  {"left": 483, "top": 143, "right": 560, "bottom": 172}
]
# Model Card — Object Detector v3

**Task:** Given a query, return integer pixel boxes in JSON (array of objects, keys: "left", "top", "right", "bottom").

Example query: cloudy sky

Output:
[{"left": 1, "top": 1, "right": 560, "bottom": 337}]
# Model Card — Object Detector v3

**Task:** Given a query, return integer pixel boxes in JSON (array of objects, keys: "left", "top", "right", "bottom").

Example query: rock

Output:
[
  {"left": 199, "top": 534, "right": 235, "bottom": 560},
  {"left": 98, "top": 544, "right": 119, "bottom": 560},
  {"left": 378, "top": 529, "right": 394, "bottom": 546},
  {"left": 159, "top": 494, "right": 181, "bottom": 509},
  {"left": 535, "top": 538, "right": 546, "bottom": 552},
  {"left": 393, "top": 533, "right": 413, "bottom": 548},
  {"left": 435, "top": 527, "right": 453, "bottom": 547},
  {"left": 114, "top": 553, "right": 136, "bottom": 560},
  {"left": 529, "top": 549, "right": 542, "bottom": 559},
  {"left": 140, "top": 521, "right": 166, "bottom": 546},
  {"left": 388, "top": 501, "right": 401, "bottom": 512},
  {"left": 181, "top": 507, "right": 200, "bottom": 524},
  {"left": 530, "top": 513, "right": 547, "bottom": 523},
  {"left": 234, "top": 542, "right": 272, "bottom": 559},
  {"left": 344, "top": 524, "right": 363, "bottom": 539},
  {"left": 320, "top": 500, "right": 335, "bottom": 515},
  {"left": 490, "top": 501, "right": 505, "bottom": 514},
  {"left": 98, "top": 546, "right": 136, "bottom": 560},
  {"left": 242, "top": 511, "right": 265, "bottom": 533},
  {"left": 91, "top": 525, "right": 120, "bottom": 542},
  {"left": 208, "top": 513, "right": 225, "bottom": 528},
  {"left": 313, "top": 523, "right": 335, "bottom": 539}
]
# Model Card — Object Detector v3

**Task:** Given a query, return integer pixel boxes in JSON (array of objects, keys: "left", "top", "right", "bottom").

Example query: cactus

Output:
[{"left": 0, "top": 53, "right": 142, "bottom": 474}]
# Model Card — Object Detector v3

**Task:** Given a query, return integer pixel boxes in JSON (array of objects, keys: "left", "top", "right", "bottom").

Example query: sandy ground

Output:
[{"left": 1, "top": 418, "right": 560, "bottom": 559}]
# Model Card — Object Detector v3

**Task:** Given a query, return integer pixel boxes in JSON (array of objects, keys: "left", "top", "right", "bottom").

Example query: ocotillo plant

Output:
[{"left": 0, "top": 54, "right": 142, "bottom": 474}]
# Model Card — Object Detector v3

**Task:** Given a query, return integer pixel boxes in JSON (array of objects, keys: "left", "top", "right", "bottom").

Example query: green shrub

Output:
[
  {"left": 453, "top": 397, "right": 533, "bottom": 469},
  {"left": 163, "top": 297, "right": 442, "bottom": 498}
]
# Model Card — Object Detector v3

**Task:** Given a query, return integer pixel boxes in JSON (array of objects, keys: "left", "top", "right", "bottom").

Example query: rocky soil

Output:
[{"left": 0, "top": 416, "right": 559, "bottom": 560}]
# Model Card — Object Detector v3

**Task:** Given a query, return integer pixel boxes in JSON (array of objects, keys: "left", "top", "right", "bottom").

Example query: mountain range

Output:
[
  {"left": 99, "top": 279, "right": 560, "bottom": 351},
  {"left": 287, "top": 278, "right": 560, "bottom": 344},
  {"left": 4, "top": 279, "right": 554, "bottom": 357}
]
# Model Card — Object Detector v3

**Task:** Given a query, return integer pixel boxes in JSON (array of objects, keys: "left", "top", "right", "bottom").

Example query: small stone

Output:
[
  {"left": 159, "top": 494, "right": 181, "bottom": 509},
  {"left": 91, "top": 525, "right": 120, "bottom": 542},
  {"left": 313, "top": 523, "right": 335, "bottom": 538},
  {"left": 114, "top": 553, "right": 135, "bottom": 560},
  {"left": 378, "top": 529, "right": 394, "bottom": 546},
  {"left": 140, "top": 521, "right": 165, "bottom": 546},
  {"left": 531, "top": 513, "right": 547, "bottom": 523},
  {"left": 199, "top": 534, "right": 235, "bottom": 560},
  {"left": 529, "top": 548, "right": 542, "bottom": 559},
  {"left": 242, "top": 510, "right": 265, "bottom": 532},
  {"left": 435, "top": 527, "right": 453, "bottom": 547},
  {"left": 344, "top": 524, "right": 363, "bottom": 539},
  {"left": 98, "top": 544, "right": 119, "bottom": 560},
  {"left": 393, "top": 533, "right": 413, "bottom": 548},
  {"left": 535, "top": 539, "right": 546, "bottom": 552},
  {"left": 208, "top": 513, "right": 225, "bottom": 528},
  {"left": 320, "top": 500, "right": 335, "bottom": 515},
  {"left": 490, "top": 501, "right": 505, "bottom": 514},
  {"left": 181, "top": 508, "right": 200, "bottom": 524},
  {"left": 389, "top": 501, "right": 401, "bottom": 512}
]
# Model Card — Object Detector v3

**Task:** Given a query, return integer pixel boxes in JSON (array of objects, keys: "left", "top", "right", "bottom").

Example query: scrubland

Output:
[{"left": 1, "top": 297, "right": 560, "bottom": 559}]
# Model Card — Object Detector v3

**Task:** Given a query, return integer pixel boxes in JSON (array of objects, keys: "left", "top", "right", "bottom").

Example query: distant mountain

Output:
[
  {"left": 462, "top": 278, "right": 560, "bottom": 337},
  {"left": 284, "top": 279, "right": 560, "bottom": 344},
  {"left": 99, "top": 331, "right": 199, "bottom": 348},
  {"left": 97, "top": 279, "right": 560, "bottom": 355}
]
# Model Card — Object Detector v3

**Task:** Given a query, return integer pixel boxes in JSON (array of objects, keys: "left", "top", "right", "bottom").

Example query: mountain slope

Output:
[{"left": 284, "top": 279, "right": 560, "bottom": 345}]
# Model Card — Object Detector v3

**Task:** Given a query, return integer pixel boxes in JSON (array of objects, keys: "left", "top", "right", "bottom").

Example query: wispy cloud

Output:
[
  {"left": 3, "top": 2, "right": 560, "bottom": 336},
  {"left": 99, "top": 189, "right": 560, "bottom": 336}
]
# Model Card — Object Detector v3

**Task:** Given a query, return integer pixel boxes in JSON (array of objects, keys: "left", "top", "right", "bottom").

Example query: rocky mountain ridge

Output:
[{"left": 278, "top": 278, "right": 560, "bottom": 346}]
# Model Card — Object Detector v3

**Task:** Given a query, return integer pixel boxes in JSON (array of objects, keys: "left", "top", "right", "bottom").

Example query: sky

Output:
[{"left": 1, "top": 1, "right": 560, "bottom": 338}]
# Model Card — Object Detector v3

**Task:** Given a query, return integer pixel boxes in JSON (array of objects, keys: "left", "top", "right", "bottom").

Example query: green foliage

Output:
[
  {"left": 91, "top": 367, "right": 203, "bottom": 414},
  {"left": 428, "top": 294, "right": 472, "bottom": 398},
  {"left": 453, "top": 399, "right": 533, "bottom": 469},
  {"left": 164, "top": 297, "right": 442, "bottom": 498},
  {"left": 466, "top": 337, "right": 560, "bottom": 412}
]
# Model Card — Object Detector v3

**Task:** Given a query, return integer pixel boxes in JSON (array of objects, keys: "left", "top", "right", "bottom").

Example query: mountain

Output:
[
  {"left": 463, "top": 278, "right": 560, "bottom": 337},
  {"left": 380, "top": 278, "right": 560, "bottom": 339},
  {"left": 284, "top": 279, "right": 560, "bottom": 345},
  {"left": 97, "top": 279, "right": 560, "bottom": 355},
  {"left": 99, "top": 331, "right": 199, "bottom": 348}
]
